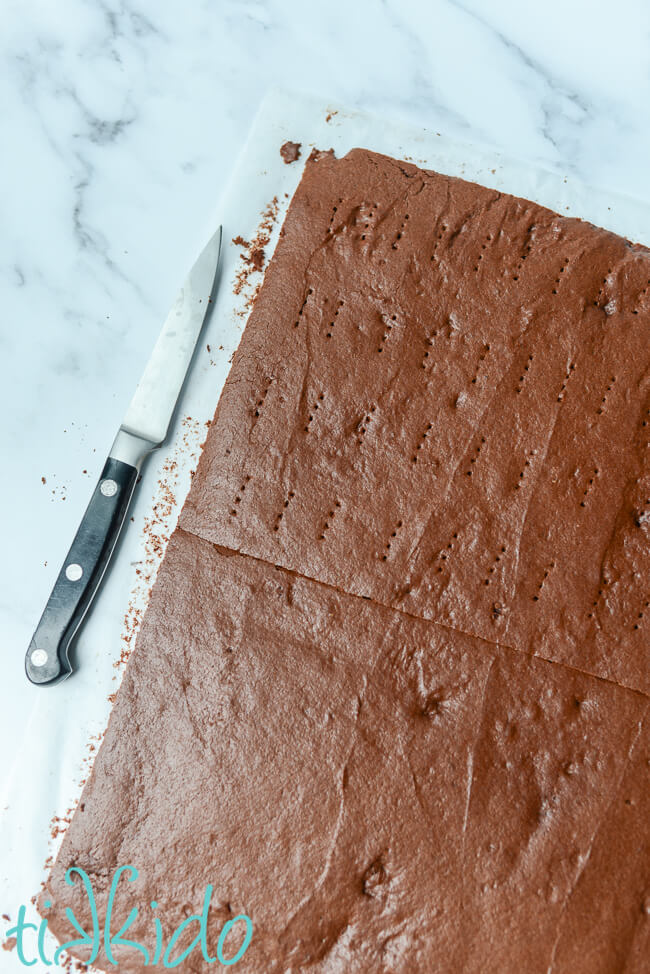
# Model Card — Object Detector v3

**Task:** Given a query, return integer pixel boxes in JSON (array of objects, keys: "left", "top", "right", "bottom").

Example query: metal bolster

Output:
[{"left": 109, "top": 428, "right": 158, "bottom": 470}]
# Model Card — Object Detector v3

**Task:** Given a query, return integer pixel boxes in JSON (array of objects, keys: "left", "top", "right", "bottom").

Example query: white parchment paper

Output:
[{"left": 2, "top": 87, "right": 650, "bottom": 971}]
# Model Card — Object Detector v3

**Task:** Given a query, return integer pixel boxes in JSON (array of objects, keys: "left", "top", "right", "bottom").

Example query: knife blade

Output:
[{"left": 25, "top": 225, "right": 223, "bottom": 687}]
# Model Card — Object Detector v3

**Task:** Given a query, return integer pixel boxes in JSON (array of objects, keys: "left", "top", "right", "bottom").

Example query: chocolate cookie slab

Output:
[
  {"left": 181, "top": 148, "right": 650, "bottom": 694},
  {"left": 42, "top": 529, "right": 648, "bottom": 973},
  {"left": 548, "top": 715, "right": 650, "bottom": 974}
]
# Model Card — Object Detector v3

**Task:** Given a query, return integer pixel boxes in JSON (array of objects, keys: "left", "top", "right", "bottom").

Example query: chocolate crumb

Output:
[
  {"left": 249, "top": 247, "right": 265, "bottom": 272},
  {"left": 232, "top": 196, "right": 280, "bottom": 309},
  {"left": 280, "top": 141, "right": 301, "bottom": 164}
]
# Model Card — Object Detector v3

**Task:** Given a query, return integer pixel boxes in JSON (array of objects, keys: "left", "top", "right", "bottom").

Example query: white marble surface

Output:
[{"left": 2, "top": 0, "right": 650, "bottom": 844}]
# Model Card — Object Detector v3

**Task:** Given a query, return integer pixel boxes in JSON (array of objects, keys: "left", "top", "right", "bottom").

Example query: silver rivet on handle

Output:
[{"left": 100, "top": 479, "right": 119, "bottom": 497}]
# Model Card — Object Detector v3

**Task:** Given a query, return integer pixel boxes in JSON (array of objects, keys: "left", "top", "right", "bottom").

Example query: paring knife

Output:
[{"left": 25, "top": 226, "right": 223, "bottom": 687}]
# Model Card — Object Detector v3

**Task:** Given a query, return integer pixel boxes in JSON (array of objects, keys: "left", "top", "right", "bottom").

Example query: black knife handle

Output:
[{"left": 25, "top": 458, "right": 139, "bottom": 686}]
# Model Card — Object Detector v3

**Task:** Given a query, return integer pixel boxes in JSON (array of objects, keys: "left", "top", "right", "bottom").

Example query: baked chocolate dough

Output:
[
  {"left": 181, "top": 148, "right": 650, "bottom": 694},
  {"left": 41, "top": 529, "right": 648, "bottom": 973}
]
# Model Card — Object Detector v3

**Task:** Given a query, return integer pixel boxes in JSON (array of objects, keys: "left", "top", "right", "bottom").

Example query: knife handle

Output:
[{"left": 25, "top": 458, "right": 140, "bottom": 686}]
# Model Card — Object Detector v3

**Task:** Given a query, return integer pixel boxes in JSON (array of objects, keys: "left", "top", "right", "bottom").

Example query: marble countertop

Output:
[{"left": 2, "top": 0, "right": 650, "bottom": 765}]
